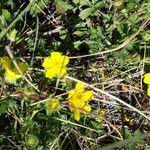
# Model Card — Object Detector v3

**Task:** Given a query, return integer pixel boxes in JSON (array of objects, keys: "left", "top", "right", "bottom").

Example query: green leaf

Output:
[
  {"left": 133, "top": 130, "right": 144, "bottom": 144},
  {"left": 30, "top": 0, "right": 49, "bottom": 16},
  {"left": 73, "top": 30, "right": 85, "bottom": 36},
  {"left": 124, "top": 129, "right": 131, "bottom": 139},
  {"left": 79, "top": 0, "right": 90, "bottom": 6},
  {"left": 92, "top": 0, "right": 98, "bottom": 5},
  {"left": 73, "top": 0, "right": 80, "bottom": 4},
  {"left": 94, "top": 1, "right": 105, "bottom": 8},
  {"left": 0, "top": 101, "right": 9, "bottom": 115},
  {"left": 73, "top": 41, "right": 83, "bottom": 49},
  {"left": 79, "top": 8, "right": 93, "bottom": 20},
  {"left": 91, "top": 121, "right": 103, "bottom": 130},
  {"left": 0, "top": 22, "right": 4, "bottom": 29},
  {"left": 127, "top": 2, "right": 137, "bottom": 11},
  {"left": 0, "top": 99, "right": 17, "bottom": 115},
  {"left": 128, "top": 143, "right": 137, "bottom": 150},
  {"left": 7, "top": 29, "right": 17, "bottom": 42},
  {"left": 56, "top": 1, "right": 73, "bottom": 13},
  {"left": 143, "top": 33, "right": 150, "bottom": 42},
  {"left": 2, "top": 9, "right": 11, "bottom": 21},
  {"left": 59, "top": 29, "right": 68, "bottom": 40}
]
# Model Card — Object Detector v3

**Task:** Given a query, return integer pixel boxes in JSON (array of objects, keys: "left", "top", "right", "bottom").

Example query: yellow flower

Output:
[
  {"left": 0, "top": 56, "right": 28, "bottom": 82},
  {"left": 144, "top": 73, "right": 150, "bottom": 84},
  {"left": 147, "top": 86, "right": 150, "bottom": 96},
  {"left": 46, "top": 98, "right": 60, "bottom": 112},
  {"left": 68, "top": 82, "right": 93, "bottom": 121},
  {"left": 42, "top": 52, "right": 69, "bottom": 79}
]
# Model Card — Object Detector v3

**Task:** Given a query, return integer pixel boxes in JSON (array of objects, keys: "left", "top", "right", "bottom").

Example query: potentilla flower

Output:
[
  {"left": 42, "top": 52, "right": 69, "bottom": 79},
  {"left": 0, "top": 56, "right": 28, "bottom": 83},
  {"left": 143, "top": 73, "right": 150, "bottom": 84},
  {"left": 68, "top": 82, "right": 93, "bottom": 121},
  {"left": 143, "top": 73, "right": 150, "bottom": 96}
]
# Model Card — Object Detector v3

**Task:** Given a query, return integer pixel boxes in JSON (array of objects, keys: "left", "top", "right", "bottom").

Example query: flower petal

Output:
[
  {"left": 68, "top": 89, "right": 76, "bottom": 100},
  {"left": 69, "top": 101, "right": 74, "bottom": 111},
  {"left": 75, "top": 82, "right": 85, "bottom": 91},
  {"left": 144, "top": 73, "right": 150, "bottom": 84},
  {"left": 73, "top": 110, "right": 81, "bottom": 121},
  {"left": 147, "top": 87, "right": 150, "bottom": 96},
  {"left": 5, "top": 69, "right": 22, "bottom": 82},
  {"left": 83, "top": 105, "right": 91, "bottom": 112},
  {"left": 45, "top": 69, "right": 56, "bottom": 79},
  {"left": 0, "top": 56, "right": 11, "bottom": 70},
  {"left": 61, "top": 56, "right": 69, "bottom": 66},
  {"left": 56, "top": 67, "right": 67, "bottom": 77},
  {"left": 82, "top": 91, "right": 93, "bottom": 101},
  {"left": 42, "top": 57, "right": 53, "bottom": 69},
  {"left": 51, "top": 52, "right": 62, "bottom": 61}
]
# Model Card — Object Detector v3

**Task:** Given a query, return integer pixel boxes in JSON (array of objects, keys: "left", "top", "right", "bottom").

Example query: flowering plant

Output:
[
  {"left": 42, "top": 52, "right": 69, "bottom": 79},
  {"left": 68, "top": 82, "right": 93, "bottom": 121},
  {"left": 0, "top": 56, "right": 28, "bottom": 83},
  {"left": 143, "top": 73, "right": 150, "bottom": 96}
]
